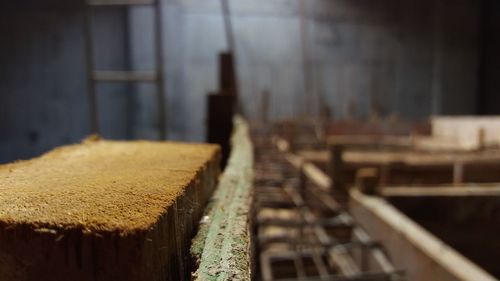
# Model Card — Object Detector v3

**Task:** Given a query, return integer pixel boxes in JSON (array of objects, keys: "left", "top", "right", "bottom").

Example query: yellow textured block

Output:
[{"left": 0, "top": 139, "right": 220, "bottom": 281}]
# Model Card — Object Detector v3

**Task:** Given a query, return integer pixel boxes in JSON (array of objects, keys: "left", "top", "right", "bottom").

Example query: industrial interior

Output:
[{"left": 1, "top": 0, "right": 500, "bottom": 280}]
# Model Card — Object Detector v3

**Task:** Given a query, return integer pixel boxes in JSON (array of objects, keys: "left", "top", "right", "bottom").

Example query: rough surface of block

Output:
[{"left": 0, "top": 139, "right": 220, "bottom": 281}]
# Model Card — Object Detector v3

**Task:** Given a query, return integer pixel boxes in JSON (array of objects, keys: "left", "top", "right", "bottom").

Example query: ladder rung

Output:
[
  {"left": 92, "top": 71, "right": 158, "bottom": 82},
  {"left": 87, "top": 0, "right": 155, "bottom": 6}
]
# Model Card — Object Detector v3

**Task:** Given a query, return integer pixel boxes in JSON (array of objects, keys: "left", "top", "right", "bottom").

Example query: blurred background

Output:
[{"left": 1, "top": 0, "right": 499, "bottom": 163}]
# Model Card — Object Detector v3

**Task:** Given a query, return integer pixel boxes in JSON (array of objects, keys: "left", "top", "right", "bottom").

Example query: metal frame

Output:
[{"left": 84, "top": 0, "right": 166, "bottom": 139}]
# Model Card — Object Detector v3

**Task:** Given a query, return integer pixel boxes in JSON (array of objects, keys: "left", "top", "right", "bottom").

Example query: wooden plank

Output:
[
  {"left": 326, "top": 119, "right": 430, "bottom": 137},
  {"left": 328, "top": 135, "right": 412, "bottom": 150},
  {"left": 328, "top": 134, "right": 467, "bottom": 152},
  {"left": 284, "top": 153, "right": 331, "bottom": 191},
  {"left": 329, "top": 246, "right": 361, "bottom": 277},
  {"left": 328, "top": 133, "right": 494, "bottom": 152},
  {"left": 432, "top": 116, "right": 500, "bottom": 150},
  {"left": 349, "top": 189, "right": 498, "bottom": 281},
  {"left": 192, "top": 116, "right": 253, "bottom": 281},
  {"left": 299, "top": 149, "right": 500, "bottom": 167},
  {"left": 0, "top": 139, "right": 221, "bottom": 281},
  {"left": 382, "top": 185, "right": 500, "bottom": 197},
  {"left": 298, "top": 149, "right": 330, "bottom": 163},
  {"left": 260, "top": 252, "right": 274, "bottom": 281},
  {"left": 352, "top": 228, "right": 396, "bottom": 274},
  {"left": 298, "top": 147, "right": 500, "bottom": 185}
]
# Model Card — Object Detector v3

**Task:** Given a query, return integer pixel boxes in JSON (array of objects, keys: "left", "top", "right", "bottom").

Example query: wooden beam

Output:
[
  {"left": 284, "top": 153, "right": 331, "bottom": 191},
  {"left": 329, "top": 246, "right": 361, "bottom": 277},
  {"left": 328, "top": 134, "right": 494, "bottom": 152},
  {"left": 328, "top": 135, "right": 412, "bottom": 151},
  {"left": 431, "top": 116, "right": 500, "bottom": 150},
  {"left": 352, "top": 228, "right": 396, "bottom": 274},
  {"left": 273, "top": 134, "right": 498, "bottom": 280},
  {"left": 349, "top": 189, "right": 497, "bottom": 281},
  {"left": 300, "top": 149, "right": 500, "bottom": 167},
  {"left": 382, "top": 185, "right": 500, "bottom": 197},
  {"left": 329, "top": 143, "right": 348, "bottom": 205}
]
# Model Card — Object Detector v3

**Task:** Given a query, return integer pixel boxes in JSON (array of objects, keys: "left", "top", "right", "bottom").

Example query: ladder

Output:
[{"left": 83, "top": 0, "right": 167, "bottom": 139}]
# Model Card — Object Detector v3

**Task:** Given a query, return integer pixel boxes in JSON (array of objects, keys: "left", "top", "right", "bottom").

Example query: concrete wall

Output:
[
  {"left": 0, "top": 0, "right": 487, "bottom": 162},
  {"left": 128, "top": 0, "right": 481, "bottom": 141},
  {"left": 0, "top": 3, "right": 131, "bottom": 163},
  {"left": 0, "top": 4, "right": 90, "bottom": 163}
]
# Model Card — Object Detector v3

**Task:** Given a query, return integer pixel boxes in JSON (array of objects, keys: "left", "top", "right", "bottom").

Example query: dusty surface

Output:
[
  {"left": 191, "top": 117, "right": 253, "bottom": 281},
  {"left": 0, "top": 139, "right": 219, "bottom": 235}
]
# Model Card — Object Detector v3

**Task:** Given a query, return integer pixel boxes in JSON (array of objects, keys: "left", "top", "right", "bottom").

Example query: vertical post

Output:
[
  {"left": 207, "top": 93, "right": 235, "bottom": 168},
  {"left": 284, "top": 122, "right": 296, "bottom": 152},
  {"left": 453, "top": 161, "right": 464, "bottom": 186},
  {"left": 356, "top": 168, "right": 380, "bottom": 196},
  {"left": 379, "top": 164, "right": 391, "bottom": 187},
  {"left": 154, "top": 0, "right": 167, "bottom": 139},
  {"left": 329, "top": 143, "right": 347, "bottom": 205},
  {"left": 83, "top": 4, "right": 99, "bottom": 135},
  {"left": 299, "top": 161, "right": 307, "bottom": 203},
  {"left": 260, "top": 90, "right": 270, "bottom": 124},
  {"left": 220, "top": 0, "right": 235, "bottom": 53},
  {"left": 298, "top": 161, "right": 306, "bottom": 251},
  {"left": 478, "top": 127, "right": 486, "bottom": 150},
  {"left": 219, "top": 52, "right": 237, "bottom": 96}
]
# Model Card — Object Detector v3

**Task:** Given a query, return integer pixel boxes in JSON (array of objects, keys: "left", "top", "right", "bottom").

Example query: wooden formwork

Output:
[
  {"left": 349, "top": 189, "right": 497, "bottom": 281},
  {"left": 253, "top": 134, "right": 402, "bottom": 281},
  {"left": 293, "top": 135, "right": 500, "bottom": 188},
  {"left": 268, "top": 120, "right": 500, "bottom": 281},
  {"left": 380, "top": 183, "right": 500, "bottom": 279}
]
